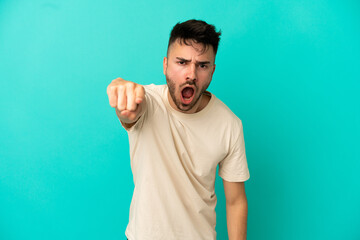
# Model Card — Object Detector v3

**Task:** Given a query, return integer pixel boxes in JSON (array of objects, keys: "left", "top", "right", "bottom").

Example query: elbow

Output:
[{"left": 226, "top": 195, "right": 248, "bottom": 207}]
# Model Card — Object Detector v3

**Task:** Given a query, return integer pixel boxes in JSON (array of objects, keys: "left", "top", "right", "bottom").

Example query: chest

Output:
[{"left": 166, "top": 115, "right": 229, "bottom": 178}]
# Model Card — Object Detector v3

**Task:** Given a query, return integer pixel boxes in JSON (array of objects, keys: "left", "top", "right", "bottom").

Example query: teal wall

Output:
[{"left": 1, "top": 0, "right": 359, "bottom": 239}]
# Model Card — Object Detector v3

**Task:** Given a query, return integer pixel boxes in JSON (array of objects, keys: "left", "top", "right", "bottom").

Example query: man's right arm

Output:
[{"left": 106, "top": 78, "right": 146, "bottom": 129}]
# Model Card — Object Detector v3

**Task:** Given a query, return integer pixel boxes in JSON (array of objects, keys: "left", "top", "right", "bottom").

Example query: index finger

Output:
[{"left": 134, "top": 85, "right": 145, "bottom": 104}]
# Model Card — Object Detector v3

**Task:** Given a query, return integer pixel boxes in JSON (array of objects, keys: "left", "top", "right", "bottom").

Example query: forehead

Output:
[{"left": 168, "top": 39, "right": 215, "bottom": 61}]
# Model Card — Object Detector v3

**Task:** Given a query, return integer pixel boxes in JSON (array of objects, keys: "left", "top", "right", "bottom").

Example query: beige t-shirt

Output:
[{"left": 123, "top": 84, "right": 250, "bottom": 240}]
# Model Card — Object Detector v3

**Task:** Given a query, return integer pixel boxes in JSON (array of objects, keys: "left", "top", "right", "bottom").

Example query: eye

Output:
[
  {"left": 178, "top": 61, "right": 185, "bottom": 65},
  {"left": 199, "top": 64, "right": 208, "bottom": 69}
]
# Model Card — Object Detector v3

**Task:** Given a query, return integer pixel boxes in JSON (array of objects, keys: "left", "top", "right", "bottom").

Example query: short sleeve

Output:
[{"left": 218, "top": 121, "right": 250, "bottom": 182}]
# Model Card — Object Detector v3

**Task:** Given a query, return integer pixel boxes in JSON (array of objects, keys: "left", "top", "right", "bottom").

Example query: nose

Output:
[{"left": 186, "top": 63, "right": 197, "bottom": 82}]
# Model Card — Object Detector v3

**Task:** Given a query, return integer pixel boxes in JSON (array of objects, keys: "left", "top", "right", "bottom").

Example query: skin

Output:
[
  {"left": 106, "top": 38, "right": 248, "bottom": 240},
  {"left": 223, "top": 181, "right": 248, "bottom": 240},
  {"left": 163, "top": 39, "right": 216, "bottom": 114},
  {"left": 106, "top": 78, "right": 146, "bottom": 128}
]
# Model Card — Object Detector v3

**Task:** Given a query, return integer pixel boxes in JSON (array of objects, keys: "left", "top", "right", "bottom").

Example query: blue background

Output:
[{"left": 1, "top": 0, "right": 359, "bottom": 239}]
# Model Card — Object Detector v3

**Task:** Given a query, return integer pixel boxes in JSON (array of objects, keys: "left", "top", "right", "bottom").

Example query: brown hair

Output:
[{"left": 167, "top": 19, "right": 221, "bottom": 55}]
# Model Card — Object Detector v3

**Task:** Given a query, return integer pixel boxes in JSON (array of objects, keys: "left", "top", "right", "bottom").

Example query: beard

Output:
[{"left": 166, "top": 75, "right": 210, "bottom": 112}]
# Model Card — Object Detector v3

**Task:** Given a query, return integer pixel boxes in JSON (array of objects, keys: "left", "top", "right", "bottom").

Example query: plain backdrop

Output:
[{"left": 0, "top": 0, "right": 359, "bottom": 239}]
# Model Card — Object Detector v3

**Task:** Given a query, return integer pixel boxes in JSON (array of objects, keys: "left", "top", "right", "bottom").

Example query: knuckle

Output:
[
  {"left": 113, "top": 77, "right": 124, "bottom": 83},
  {"left": 126, "top": 82, "right": 135, "bottom": 90},
  {"left": 107, "top": 85, "right": 114, "bottom": 94},
  {"left": 117, "top": 85, "right": 125, "bottom": 92},
  {"left": 109, "top": 85, "right": 116, "bottom": 93}
]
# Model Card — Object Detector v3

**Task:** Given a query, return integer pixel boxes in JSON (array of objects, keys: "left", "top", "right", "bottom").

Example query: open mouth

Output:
[{"left": 181, "top": 86, "right": 195, "bottom": 105}]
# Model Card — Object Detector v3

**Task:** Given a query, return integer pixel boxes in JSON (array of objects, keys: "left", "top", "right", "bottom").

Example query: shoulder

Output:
[
  {"left": 141, "top": 84, "right": 169, "bottom": 116},
  {"left": 211, "top": 95, "right": 243, "bottom": 126},
  {"left": 208, "top": 95, "right": 245, "bottom": 145},
  {"left": 143, "top": 84, "right": 166, "bottom": 97}
]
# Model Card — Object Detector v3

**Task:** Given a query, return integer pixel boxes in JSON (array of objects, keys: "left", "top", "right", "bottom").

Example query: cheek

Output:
[
  {"left": 170, "top": 68, "right": 183, "bottom": 78},
  {"left": 167, "top": 69, "right": 183, "bottom": 84},
  {"left": 168, "top": 64, "right": 185, "bottom": 76},
  {"left": 203, "top": 70, "right": 214, "bottom": 78},
  {"left": 198, "top": 71, "right": 212, "bottom": 82},
  {"left": 197, "top": 73, "right": 213, "bottom": 89}
]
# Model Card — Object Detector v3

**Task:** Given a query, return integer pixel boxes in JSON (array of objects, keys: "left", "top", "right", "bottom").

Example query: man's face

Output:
[{"left": 163, "top": 39, "right": 216, "bottom": 114}]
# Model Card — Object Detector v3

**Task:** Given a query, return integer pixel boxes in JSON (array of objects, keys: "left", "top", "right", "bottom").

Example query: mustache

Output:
[{"left": 180, "top": 80, "right": 197, "bottom": 88}]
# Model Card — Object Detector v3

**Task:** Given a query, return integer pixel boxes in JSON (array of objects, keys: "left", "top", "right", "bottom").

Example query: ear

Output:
[
  {"left": 163, "top": 57, "right": 168, "bottom": 75},
  {"left": 211, "top": 64, "right": 216, "bottom": 76}
]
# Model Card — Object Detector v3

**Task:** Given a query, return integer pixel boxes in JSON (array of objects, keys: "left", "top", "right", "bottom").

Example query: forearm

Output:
[{"left": 226, "top": 199, "right": 248, "bottom": 240}]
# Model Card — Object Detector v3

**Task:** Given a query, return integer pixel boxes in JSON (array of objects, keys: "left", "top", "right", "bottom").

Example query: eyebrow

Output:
[{"left": 176, "top": 57, "right": 211, "bottom": 65}]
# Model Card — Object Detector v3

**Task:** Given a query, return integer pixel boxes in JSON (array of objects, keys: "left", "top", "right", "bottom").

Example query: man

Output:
[{"left": 107, "top": 19, "right": 250, "bottom": 240}]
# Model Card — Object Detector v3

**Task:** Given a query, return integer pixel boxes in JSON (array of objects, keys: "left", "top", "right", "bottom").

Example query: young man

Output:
[{"left": 107, "top": 19, "right": 250, "bottom": 240}]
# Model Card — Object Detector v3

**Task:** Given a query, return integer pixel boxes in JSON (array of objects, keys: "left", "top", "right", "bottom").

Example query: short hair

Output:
[{"left": 167, "top": 19, "right": 221, "bottom": 56}]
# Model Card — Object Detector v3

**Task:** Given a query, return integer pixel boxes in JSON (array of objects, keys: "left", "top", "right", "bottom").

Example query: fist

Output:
[{"left": 107, "top": 78, "right": 145, "bottom": 122}]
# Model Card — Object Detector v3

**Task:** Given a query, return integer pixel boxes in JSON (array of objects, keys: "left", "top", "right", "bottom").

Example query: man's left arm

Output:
[{"left": 223, "top": 180, "right": 248, "bottom": 240}]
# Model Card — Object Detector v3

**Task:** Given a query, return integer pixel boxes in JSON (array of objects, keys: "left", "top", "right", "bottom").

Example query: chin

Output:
[{"left": 177, "top": 97, "right": 199, "bottom": 112}]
